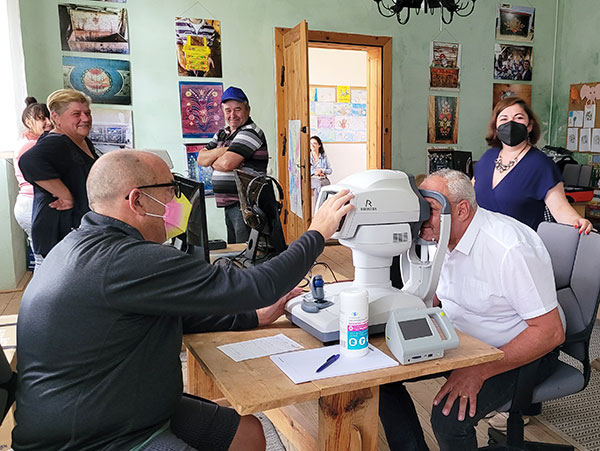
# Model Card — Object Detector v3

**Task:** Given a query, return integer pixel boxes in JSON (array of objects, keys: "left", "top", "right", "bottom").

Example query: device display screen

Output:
[{"left": 398, "top": 318, "right": 433, "bottom": 340}]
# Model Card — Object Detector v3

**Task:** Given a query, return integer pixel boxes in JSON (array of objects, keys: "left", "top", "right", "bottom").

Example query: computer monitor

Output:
[{"left": 173, "top": 174, "right": 210, "bottom": 262}]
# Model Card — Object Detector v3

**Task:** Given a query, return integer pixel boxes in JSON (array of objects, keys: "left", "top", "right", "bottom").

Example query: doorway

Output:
[{"left": 274, "top": 23, "right": 392, "bottom": 242}]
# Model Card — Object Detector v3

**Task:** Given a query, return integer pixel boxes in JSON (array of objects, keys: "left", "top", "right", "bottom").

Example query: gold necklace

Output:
[{"left": 494, "top": 147, "right": 528, "bottom": 173}]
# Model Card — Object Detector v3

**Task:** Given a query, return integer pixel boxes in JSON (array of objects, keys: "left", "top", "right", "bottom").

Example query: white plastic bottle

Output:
[{"left": 339, "top": 288, "right": 369, "bottom": 358}]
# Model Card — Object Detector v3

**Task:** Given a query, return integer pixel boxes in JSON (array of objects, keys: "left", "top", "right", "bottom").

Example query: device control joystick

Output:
[{"left": 310, "top": 275, "right": 325, "bottom": 302}]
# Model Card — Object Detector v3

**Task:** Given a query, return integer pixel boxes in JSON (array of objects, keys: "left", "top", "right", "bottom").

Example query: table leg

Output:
[
  {"left": 186, "top": 349, "right": 224, "bottom": 400},
  {"left": 318, "top": 386, "right": 379, "bottom": 451}
]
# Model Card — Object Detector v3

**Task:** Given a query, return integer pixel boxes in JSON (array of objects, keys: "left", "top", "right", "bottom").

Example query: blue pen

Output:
[{"left": 316, "top": 353, "right": 340, "bottom": 373}]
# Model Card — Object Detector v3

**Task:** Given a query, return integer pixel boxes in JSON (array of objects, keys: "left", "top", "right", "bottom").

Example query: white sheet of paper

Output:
[
  {"left": 567, "top": 128, "right": 579, "bottom": 151},
  {"left": 592, "top": 129, "right": 600, "bottom": 152},
  {"left": 580, "top": 128, "right": 591, "bottom": 151},
  {"left": 270, "top": 344, "right": 399, "bottom": 384},
  {"left": 218, "top": 333, "right": 304, "bottom": 362},
  {"left": 584, "top": 104, "right": 596, "bottom": 129},
  {"left": 568, "top": 111, "right": 575, "bottom": 127},
  {"left": 573, "top": 111, "right": 584, "bottom": 128}
]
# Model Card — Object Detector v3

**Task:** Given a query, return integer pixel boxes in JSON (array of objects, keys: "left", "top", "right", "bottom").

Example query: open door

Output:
[{"left": 274, "top": 21, "right": 311, "bottom": 243}]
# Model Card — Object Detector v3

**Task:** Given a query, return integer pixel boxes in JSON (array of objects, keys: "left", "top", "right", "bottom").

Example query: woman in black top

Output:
[{"left": 19, "top": 89, "right": 99, "bottom": 264}]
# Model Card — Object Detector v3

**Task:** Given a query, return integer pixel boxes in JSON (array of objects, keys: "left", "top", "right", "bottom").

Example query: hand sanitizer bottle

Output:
[{"left": 339, "top": 288, "right": 369, "bottom": 358}]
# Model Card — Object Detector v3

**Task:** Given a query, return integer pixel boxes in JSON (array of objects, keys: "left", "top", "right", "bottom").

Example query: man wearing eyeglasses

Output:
[{"left": 13, "top": 150, "right": 353, "bottom": 451}]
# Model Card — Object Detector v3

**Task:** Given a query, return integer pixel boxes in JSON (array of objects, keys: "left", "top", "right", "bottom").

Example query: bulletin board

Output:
[
  {"left": 566, "top": 82, "right": 600, "bottom": 153},
  {"left": 309, "top": 84, "right": 367, "bottom": 143}
]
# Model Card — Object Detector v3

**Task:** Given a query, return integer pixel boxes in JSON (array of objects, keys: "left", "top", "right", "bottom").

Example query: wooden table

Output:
[{"left": 184, "top": 320, "right": 503, "bottom": 451}]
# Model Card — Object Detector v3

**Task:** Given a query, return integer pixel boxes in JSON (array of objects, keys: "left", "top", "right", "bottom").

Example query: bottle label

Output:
[{"left": 346, "top": 322, "right": 368, "bottom": 350}]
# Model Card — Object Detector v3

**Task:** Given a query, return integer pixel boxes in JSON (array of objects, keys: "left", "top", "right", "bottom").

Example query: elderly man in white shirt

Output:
[{"left": 379, "top": 169, "right": 565, "bottom": 451}]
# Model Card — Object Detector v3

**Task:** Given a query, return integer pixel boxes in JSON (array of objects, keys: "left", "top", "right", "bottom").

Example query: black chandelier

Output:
[{"left": 373, "top": 0, "right": 476, "bottom": 25}]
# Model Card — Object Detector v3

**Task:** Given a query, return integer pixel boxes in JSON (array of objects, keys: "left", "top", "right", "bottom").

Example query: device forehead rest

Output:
[{"left": 418, "top": 189, "right": 451, "bottom": 214}]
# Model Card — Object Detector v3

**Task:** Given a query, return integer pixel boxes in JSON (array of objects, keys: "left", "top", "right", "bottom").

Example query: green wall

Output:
[
  {"left": 18, "top": 0, "right": 565, "bottom": 236},
  {"left": 550, "top": 0, "right": 600, "bottom": 154}
]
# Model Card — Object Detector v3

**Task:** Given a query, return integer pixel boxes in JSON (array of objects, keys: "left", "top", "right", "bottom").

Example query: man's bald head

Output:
[{"left": 87, "top": 150, "right": 168, "bottom": 210}]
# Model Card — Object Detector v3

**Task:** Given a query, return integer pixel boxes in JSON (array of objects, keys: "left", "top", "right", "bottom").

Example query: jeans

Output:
[
  {"left": 224, "top": 203, "right": 250, "bottom": 244},
  {"left": 379, "top": 351, "right": 559, "bottom": 451}
]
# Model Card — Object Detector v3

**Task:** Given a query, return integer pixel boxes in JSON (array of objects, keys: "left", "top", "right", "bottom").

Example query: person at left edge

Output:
[
  {"left": 197, "top": 86, "right": 268, "bottom": 244},
  {"left": 13, "top": 150, "right": 355, "bottom": 451},
  {"left": 19, "top": 88, "right": 99, "bottom": 268}
]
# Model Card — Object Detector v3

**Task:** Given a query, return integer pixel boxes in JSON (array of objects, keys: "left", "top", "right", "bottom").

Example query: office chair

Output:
[
  {"left": 483, "top": 222, "right": 600, "bottom": 450},
  {"left": 0, "top": 344, "right": 16, "bottom": 423}
]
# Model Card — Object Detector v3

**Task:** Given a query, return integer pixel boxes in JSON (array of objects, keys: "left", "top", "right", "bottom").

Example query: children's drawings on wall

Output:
[
  {"left": 567, "top": 83, "right": 600, "bottom": 151},
  {"left": 310, "top": 85, "right": 367, "bottom": 143}
]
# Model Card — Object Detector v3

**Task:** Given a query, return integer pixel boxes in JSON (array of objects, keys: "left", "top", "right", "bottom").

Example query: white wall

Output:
[{"left": 308, "top": 47, "right": 367, "bottom": 184}]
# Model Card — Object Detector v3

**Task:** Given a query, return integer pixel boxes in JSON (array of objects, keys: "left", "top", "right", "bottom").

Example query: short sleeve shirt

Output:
[
  {"left": 473, "top": 147, "right": 562, "bottom": 230},
  {"left": 204, "top": 117, "right": 268, "bottom": 207},
  {"left": 19, "top": 132, "right": 99, "bottom": 256},
  {"left": 437, "top": 208, "right": 560, "bottom": 348}
]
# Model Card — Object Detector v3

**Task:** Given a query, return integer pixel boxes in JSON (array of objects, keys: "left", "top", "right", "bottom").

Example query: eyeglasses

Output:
[{"left": 125, "top": 180, "right": 182, "bottom": 200}]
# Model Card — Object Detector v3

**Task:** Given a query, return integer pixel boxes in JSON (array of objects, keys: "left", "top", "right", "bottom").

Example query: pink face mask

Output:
[{"left": 142, "top": 192, "right": 192, "bottom": 240}]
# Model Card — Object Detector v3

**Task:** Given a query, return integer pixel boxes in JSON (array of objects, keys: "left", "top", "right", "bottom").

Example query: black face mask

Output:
[{"left": 497, "top": 121, "right": 529, "bottom": 147}]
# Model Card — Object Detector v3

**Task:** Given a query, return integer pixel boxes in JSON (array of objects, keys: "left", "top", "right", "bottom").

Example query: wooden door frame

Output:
[
  {"left": 274, "top": 28, "right": 392, "bottom": 238},
  {"left": 275, "top": 28, "right": 392, "bottom": 184}
]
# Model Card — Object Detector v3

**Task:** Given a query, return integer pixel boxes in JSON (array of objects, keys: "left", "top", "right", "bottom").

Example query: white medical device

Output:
[
  {"left": 285, "top": 170, "right": 452, "bottom": 343},
  {"left": 385, "top": 307, "right": 459, "bottom": 365}
]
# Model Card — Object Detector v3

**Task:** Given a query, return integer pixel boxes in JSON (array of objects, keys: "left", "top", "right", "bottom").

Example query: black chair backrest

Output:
[{"left": 537, "top": 222, "right": 600, "bottom": 369}]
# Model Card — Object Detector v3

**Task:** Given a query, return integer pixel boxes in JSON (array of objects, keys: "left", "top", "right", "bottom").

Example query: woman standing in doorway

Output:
[{"left": 309, "top": 136, "right": 332, "bottom": 209}]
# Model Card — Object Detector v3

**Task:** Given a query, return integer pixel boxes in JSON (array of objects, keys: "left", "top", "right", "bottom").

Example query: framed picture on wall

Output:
[
  {"left": 179, "top": 81, "right": 225, "bottom": 138},
  {"left": 185, "top": 143, "right": 214, "bottom": 195},
  {"left": 494, "top": 44, "right": 532, "bottom": 81},
  {"left": 63, "top": 56, "right": 131, "bottom": 105},
  {"left": 175, "top": 18, "right": 222, "bottom": 77},
  {"left": 429, "top": 41, "right": 460, "bottom": 90},
  {"left": 58, "top": 4, "right": 129, "bottom": 54},
  {"left": 492, "top": 83, "right": 532, "bottom": 109},
  {"left": 427, "top": 95, "right": 459, "bottom": 144},
  {"left": 496, "top": 4, "right": 535, "bottom": 42}
]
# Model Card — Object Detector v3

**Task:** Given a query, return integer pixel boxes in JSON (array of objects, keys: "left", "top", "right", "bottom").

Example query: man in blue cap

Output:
[{"left": 197, "top": 86, "right": 268, "bottom": 243}]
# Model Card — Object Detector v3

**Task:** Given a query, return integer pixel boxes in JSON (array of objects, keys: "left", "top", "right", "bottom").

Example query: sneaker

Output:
[{"left": 487, "top": 412, "right": 530, "bottom": 432}]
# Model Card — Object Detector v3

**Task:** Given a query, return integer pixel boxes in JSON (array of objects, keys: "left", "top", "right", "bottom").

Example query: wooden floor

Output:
[{"left": 2, "top": 248, "right": 580, "bottom": 450}]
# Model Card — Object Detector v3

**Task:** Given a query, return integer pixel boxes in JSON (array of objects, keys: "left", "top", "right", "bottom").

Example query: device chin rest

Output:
[{"left": 301, "top": 294, "right": 334, "bottom": 313}]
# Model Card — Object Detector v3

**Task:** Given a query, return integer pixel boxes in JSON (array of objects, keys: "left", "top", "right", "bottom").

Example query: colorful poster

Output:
[
  {"left": 288, "top": 120, "right": 302, "bottom": 218},
  {"left": 89, "top": 107, "right": 132, "bottom": 153},
  {"left": 310, "top": 85, "right": 367, "bottom": 143},
  {"left": 185, "top": 143, "right": 214, "bottom": 195},
  {"left": 175, "top": 18, "right": 222, "bottom": 77},
  {"left": 179, "top": 82, "right": 225, "bottom": 138},
  {"left": 59, "top": 4, "right": 129, "bottom": 54},
  {"left": 427, "top": 96, "right": 459, "bottom": 144},
  {"left": 492, "top": 84, "right": 532, "bottom": 109},
  {"left": 63, "top": 56, "right": 131, "bottom": 105},
  {"left": 494, "top": 44, "right": 533, "bottom": 81},
  {"left": 334, "top": 103, "right": 352, "bottom": 116},
  {"left": 496, "top": 5, "right": 535, "bottom": 42},
  {"left": 317, "top": 116, "right": 334, "bottom": 128},
  {"left": 316, "top": 87, "right": 335, "bottom": 102},
  {"left": 430, "top": 67, "right": 459, "bottom": 90},
  {"left": 431, "top": 41, "right": 460, "bottom": 68},
  {"left": 350, "top": 88, "right": 367, "bottom": 104},
  {"left": 351, "top": 103, "right": 367, "bottom": 116},
  {"left": 337, "top": 85, "right": 351, "bottom": 103}
]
